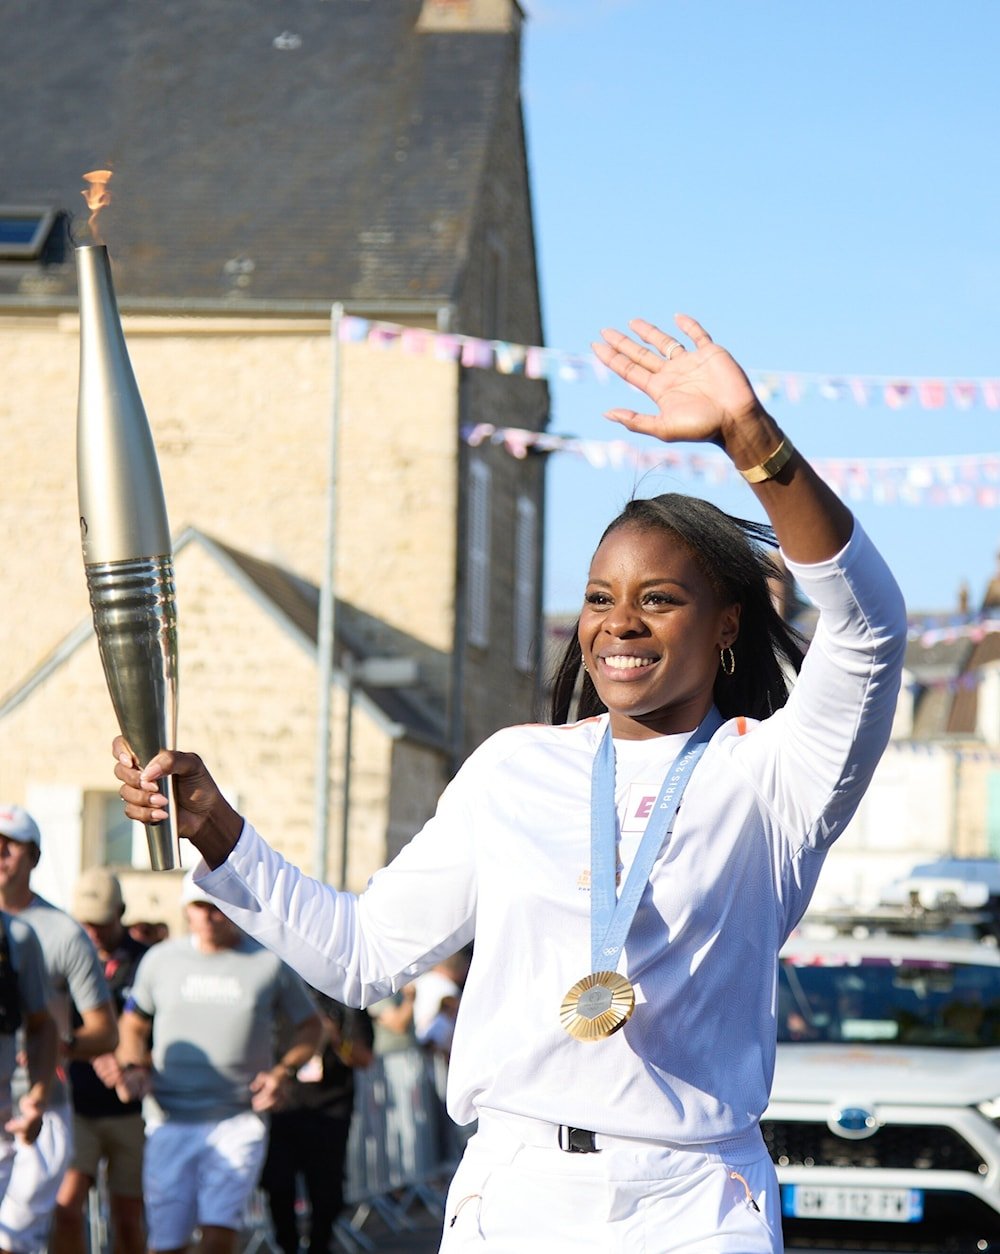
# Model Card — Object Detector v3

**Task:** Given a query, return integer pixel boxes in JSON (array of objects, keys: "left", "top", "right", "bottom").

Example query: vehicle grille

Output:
[{"left": 762, "top": 1119, "right": 987, "bottom": 1173}]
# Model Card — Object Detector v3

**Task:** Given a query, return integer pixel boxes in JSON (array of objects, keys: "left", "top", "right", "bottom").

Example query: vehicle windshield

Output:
[{"left": 777, "top": 955, "right": 1000, "bottom": 1047}]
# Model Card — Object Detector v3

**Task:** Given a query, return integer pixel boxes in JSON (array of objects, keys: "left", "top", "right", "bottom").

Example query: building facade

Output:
[{"left": 0, "top": 0, "right": 548, "bottom": 920}]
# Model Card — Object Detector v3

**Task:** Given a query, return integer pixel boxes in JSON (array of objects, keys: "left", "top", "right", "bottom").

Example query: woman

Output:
[{"left": 114, "top": 314, "right": 907, "bottom": 1252}]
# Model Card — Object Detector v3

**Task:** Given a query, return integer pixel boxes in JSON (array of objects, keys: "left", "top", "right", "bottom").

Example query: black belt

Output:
[{"left": 557, "top": 1125, "right": 599, "bottom": 1153}]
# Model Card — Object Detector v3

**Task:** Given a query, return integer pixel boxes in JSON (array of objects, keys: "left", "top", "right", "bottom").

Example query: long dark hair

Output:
[{"left": 549, "top": 494, "right": 806, "bottom": 725}]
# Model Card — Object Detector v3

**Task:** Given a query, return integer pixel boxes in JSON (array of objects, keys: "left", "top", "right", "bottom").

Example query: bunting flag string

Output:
[
  {"left": 462, "top": 423, "right": 1000, "bottom": 509},
  {"left": 905, "top": 672, "right": 980, "bottom": 694},
  {"left": 339, "top": 314, "right": 1000, "bottom": 413},
  {"left": 907, "top": 615, "right": 1000, "bottom": 645},
  {"left": 885, "top": 739, "right": 1000, "bottom": 764}
]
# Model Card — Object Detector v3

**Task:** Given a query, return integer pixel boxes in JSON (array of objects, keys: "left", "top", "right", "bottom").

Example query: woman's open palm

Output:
[{"left": 592, "top": 313, "right": 761, "bottom": 446}]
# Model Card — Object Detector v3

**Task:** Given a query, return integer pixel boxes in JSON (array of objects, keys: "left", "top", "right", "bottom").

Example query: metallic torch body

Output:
[{"left": 76, "top": 244, "right": 179, "bottom": 871}]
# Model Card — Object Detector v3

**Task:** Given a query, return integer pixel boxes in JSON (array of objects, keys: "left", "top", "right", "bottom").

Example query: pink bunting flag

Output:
[
  {"left": 461, "top": 338, "right": 494, "bottom": 369},
  {"left": 433, "top": 335, "right": 461, "bottom": 362},
  {"left": 502, "top": 430, "right": 533, "bottom": 459},
  {"left": 884, "top": 382, "right": 912, "bottom": 409},
  {"left": 464, "top": 424, "right": 495, "bottom": 447},
  {"left": 952, "top": 381, "right": 979, "bottom": 409},
  {"left": 524, "top": 346, "right": 547, "bottom": 379},
  {"left": 784, "top": 375, "right": 804, "bottom": 403},
  {"left": 400, "top": 327, "right": 432, "bottom": 355},
  {"left": 369, "top": 326, "right": 401, "bottom": 349},
  {"left": 918, "top": 380, "right": 947, "bottom": 409}
]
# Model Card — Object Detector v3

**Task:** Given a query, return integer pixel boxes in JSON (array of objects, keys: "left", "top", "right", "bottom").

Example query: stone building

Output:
[
  {"left": 0, "top": 0, "right": 548, "bottom": 926},
  {"left": 813, "top": 565, "right": 1000, "bottom": 910}
]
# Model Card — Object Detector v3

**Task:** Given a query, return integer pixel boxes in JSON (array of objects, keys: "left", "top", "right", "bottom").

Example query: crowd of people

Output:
[{"left": 0, "top": 804, "right": 471, "bottom": 1254}]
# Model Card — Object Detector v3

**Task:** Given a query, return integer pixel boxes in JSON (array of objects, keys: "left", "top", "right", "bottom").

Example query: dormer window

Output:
[{"left": 0, "top": 207, "right": 58, "bottom": 260}]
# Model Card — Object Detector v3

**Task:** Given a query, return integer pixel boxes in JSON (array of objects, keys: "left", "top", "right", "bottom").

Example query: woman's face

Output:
[{"left": 577, "top": 523, "right": 740, "bottom": 740}]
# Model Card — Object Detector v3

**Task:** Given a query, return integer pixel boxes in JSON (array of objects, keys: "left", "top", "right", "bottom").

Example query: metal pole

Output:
[
  {"left": 313, "top": 302, "right": 345, "bottom": 880},
  {"left": 340, "top": 654, "right": 356, "bottom": 891}
]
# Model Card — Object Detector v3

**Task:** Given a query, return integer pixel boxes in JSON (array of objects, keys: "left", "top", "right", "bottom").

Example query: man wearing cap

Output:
[
  {"left": 51, "top": 868, "right": 148, "bottom": 1254},
  {"left": 0, "top": 805, "right": 118, "bottom": 1254},
  {"left": 115, "top": 872, "right": 322, "bottom": 1254}
]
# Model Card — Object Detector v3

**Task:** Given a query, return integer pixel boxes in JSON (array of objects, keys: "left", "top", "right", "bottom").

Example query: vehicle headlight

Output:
[{"left": 977, "top": 1097, "right": 1000, "bottom": 1124}]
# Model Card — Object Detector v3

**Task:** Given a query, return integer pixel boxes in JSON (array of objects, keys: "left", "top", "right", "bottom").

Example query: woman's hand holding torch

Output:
[{"left": 113, "top": 738, "right": 243, "bottom": 870}]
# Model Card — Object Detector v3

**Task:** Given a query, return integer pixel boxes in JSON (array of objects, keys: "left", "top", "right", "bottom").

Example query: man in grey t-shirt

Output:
[
  {"left": 117, "top": 872, "right": 321, "bottom": 1254},
  {"left": 0, "top": 805, "right": 117, "bottom": 1254},
  {"left": 0, "top": 908, "right": 58, "bottom": 1211}
]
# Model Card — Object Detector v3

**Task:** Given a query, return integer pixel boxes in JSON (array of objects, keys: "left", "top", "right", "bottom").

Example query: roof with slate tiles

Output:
[
  {"left": 0, "top": 527, "right": 447, "bottom": 748},
  {"left": 0, "top": 0, "right": 523, "bottom": 313}
]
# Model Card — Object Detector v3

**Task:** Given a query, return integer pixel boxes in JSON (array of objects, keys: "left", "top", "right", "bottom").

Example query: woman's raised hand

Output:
[{"left": 592, "top": 314, "right": 764, "bottom": 449}]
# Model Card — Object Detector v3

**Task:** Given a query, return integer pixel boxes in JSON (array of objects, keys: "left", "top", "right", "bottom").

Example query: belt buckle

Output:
[{"left": 558, "top": 1125, "right": 599, "bottom": 1154}]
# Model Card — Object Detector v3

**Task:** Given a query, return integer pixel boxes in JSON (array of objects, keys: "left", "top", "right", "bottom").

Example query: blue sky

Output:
[{"left": 520, "top": 0, "right": 1000, "bottom": 618}]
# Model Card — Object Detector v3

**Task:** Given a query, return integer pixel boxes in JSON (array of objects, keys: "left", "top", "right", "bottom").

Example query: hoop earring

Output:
[{"left": 720, "top": 646, "right": 736, "bottom": 677}]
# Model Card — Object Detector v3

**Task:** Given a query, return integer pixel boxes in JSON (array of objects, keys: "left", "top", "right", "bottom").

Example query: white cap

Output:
[
  {"left": 180, "top": 869, "right": 214, "bottom": 906},
  {"left": 0, "top": 804, "right": 41, "bottom": 848}
]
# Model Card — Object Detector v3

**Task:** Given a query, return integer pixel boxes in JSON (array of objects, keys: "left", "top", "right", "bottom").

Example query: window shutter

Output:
[
  {"left": 467, "top": 460, "right": 492, "bottom": 647},
  {"left": 514, "top": 495, "right": 537, "bottom": 671}
]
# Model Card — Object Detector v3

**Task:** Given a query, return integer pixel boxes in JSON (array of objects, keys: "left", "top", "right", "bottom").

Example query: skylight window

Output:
[{"left": 0, "top": 207, "right": 57, "bottom": 259}]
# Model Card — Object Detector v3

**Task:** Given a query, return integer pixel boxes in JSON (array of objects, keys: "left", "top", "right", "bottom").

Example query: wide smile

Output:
[{"left": 598, "top": 653, "right": 659, "bottom": 678}]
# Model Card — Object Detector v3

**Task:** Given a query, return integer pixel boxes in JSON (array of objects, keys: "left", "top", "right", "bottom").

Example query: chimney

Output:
[
  {"left": 416, "top": 0, "right": 523, "bottom": 34},
  {"left": 983, "top": 549, "right": 1000, "bottom": 611}
]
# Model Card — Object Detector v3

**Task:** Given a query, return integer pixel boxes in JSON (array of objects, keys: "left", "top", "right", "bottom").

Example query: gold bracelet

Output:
[{"left": 738, "top": 437, "right": 794, "bottom": 484}]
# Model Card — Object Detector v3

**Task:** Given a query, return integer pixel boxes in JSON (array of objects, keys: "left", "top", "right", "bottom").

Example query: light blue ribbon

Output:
[{"left": 589, "top": 709, "right": 722, "bottom": 973}]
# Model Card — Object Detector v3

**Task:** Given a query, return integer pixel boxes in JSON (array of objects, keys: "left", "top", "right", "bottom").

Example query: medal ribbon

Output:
[{"left": 589, "top": 709, "right": 722, "bottom": 974}]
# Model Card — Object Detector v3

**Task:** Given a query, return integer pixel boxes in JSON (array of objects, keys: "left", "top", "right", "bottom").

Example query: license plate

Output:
[{"left": 782, "top": 1185, "right": 924, "bottom": 1223}]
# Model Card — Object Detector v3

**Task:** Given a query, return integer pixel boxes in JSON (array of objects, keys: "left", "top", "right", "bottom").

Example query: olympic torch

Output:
[{"left": 75, "top": 239, "right": 179, "bottom": 871}]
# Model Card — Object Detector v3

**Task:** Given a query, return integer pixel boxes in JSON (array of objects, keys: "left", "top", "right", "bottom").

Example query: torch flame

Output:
[{"left": 81, "top": 169, "right": 113, "bottom": 243}]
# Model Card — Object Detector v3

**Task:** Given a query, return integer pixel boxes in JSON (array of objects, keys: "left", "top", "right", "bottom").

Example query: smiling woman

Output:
[
  {"left": 553, "top": 494, "right": 807, "bottom": 737},
  {"left": 579, "top": 525, "right": 737, "bottom": 739},
  {"left": 112, "top": 313, "right": 908, "bottom": 1253}
]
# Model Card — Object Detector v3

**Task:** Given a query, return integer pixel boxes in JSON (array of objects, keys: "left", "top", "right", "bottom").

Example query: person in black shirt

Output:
[
  {"left": 51, "top": 869, "right": 148, "bottom": 1254},
  {"left": 262, "top": 991, "right": 373, "bottom": 1254}
]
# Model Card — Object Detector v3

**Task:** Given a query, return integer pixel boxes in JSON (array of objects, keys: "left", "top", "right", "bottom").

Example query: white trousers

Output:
[
  {"left": 0, "top": 1102, "right": 74, "bottom": 1254},
  {"left": 440, "top": 1113, "right": 782, "bottom": 1253}
]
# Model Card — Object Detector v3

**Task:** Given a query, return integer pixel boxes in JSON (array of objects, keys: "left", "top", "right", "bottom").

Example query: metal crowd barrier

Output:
[
  {"left": 341, "top": 1047, "right": 469, "bottom": 1247},
  {"left": 84, "top": 1048, "right": 466, "bottom": 1254}
]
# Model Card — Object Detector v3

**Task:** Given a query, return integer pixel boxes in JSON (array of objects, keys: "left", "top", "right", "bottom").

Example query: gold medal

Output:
[{"left": 559, "top": 971, "right": 635, "bottom": 1041}]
